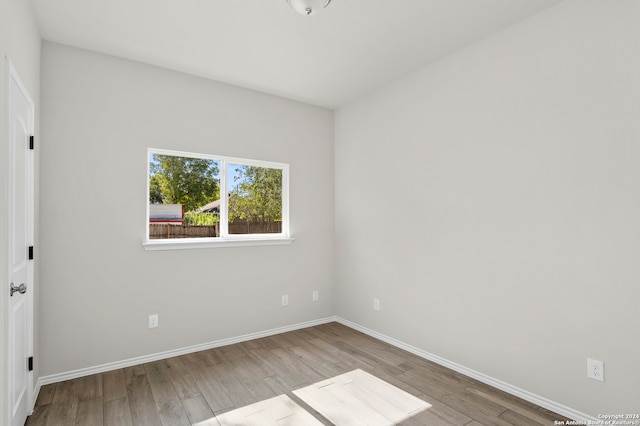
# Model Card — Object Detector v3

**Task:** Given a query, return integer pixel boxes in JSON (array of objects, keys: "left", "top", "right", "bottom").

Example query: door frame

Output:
[{"left": 3, "top": 57, "right": 35, "bottom": 426}]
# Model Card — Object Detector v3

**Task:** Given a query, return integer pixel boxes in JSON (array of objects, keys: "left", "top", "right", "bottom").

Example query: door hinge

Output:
[
  {"left": 28, "top": 357, "right": 33, "bottom": 372},
  {"left": 28, "top": 246, "right": 34, "bottom": 260},
  {"left": 29, "top": 135, "right": 34, "bottom": 150}
]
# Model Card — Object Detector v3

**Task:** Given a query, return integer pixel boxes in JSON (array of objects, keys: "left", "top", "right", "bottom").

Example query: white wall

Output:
[
  {"left": 39, "top": 42, "right": 334, "bottom": 376},
  {"left": 335, "top": 0, "right": 639, "bottom": 416},
  {"left": 0, "top": 0, "right": 40, "bottom": 421}
]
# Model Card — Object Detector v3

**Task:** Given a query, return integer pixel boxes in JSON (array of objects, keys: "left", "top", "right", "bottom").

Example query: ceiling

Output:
[{"left": 31, "top": 0, "right": 565, "bottom": 108}]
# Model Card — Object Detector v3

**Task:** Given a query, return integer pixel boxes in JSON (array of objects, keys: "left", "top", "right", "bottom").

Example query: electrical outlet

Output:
[
  {"left": 587, "top": 358, "right": 604, "bottom": 382},
  {"left": 148, "top": 314, "right": 158, "bottom": 329},
  {"left": 282, "top": 295, "right": 289, "bottom": 306},
  {"left": 312, "top": 290, "right": 319, "bottom": 301},
  {"left": 373, "top": 298, "right": 380, "bottom": 311}
]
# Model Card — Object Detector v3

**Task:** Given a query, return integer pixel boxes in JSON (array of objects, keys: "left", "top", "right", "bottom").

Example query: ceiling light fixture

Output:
[{"left": 285, "top": 0, "right": 332, "bottom": 16}]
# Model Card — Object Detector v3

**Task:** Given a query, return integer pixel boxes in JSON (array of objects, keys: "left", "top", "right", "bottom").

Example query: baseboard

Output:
[
  {"left": 36, "top": 316, "right": 337, "bottom": 388},
  {"left": 335, "top": 316, "right": 596, "bottom": 423},
  {"left": 33, "top": 314, "right": 595, "bottom": 423}
]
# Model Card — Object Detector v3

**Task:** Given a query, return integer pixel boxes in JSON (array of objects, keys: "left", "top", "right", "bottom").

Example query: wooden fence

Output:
[
  {"left": 229, "top": 220, "right": 282, "bottom": 235},
  {"left": 149, "top": 223, "right": 218, "bottom": 239},
  {"left": 149, "top": 221, "right": 281, "bottom": 239}
]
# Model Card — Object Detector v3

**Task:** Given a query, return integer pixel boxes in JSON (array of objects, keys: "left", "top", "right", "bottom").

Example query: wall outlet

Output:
[
  {"left": 587, "top": 358, "right": 604, "bottom": 382},
  {"left": 373, "top": 298, "right": 380, "bottom": 311},
  {"left": 148, "top": 314, "right": 158, "bottom": 329},
  {"left": 282, "top": 295, "right": 289, "bottom": 306},
  {"left": 312, "top": 290, "right": 319, "bottom": 301}
]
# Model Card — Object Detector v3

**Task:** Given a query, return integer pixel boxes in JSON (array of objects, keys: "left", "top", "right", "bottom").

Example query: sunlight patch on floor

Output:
[
  {"left": 293, "top": 369, "right": 431, "bottom": 426},
  {"left": 194, "top": 369, "right": 430, "bottom": 425},
  {"left": 213, "top": 394, "right": 324, "bottom": 426}
]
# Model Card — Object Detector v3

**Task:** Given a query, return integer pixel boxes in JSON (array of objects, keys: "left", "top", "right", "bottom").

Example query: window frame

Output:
[{"left": 143, "top": 148, "right": 292, "bottom": 251}]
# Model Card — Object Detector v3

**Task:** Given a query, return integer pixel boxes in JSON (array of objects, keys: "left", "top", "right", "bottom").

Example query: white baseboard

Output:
[
  {"left": 35, "top": 316, "right": 337, "bottom": 389},
  {"left": 335, "top": 316, "right": 596, "bottom": 423},
  {"left": 33, "top": 315, "right": 594, "bottom": 423}
]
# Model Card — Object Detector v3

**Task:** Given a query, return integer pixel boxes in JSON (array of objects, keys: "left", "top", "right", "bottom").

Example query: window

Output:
[{"left": 144, "top": 149, "right": 291, "bottom": 250}]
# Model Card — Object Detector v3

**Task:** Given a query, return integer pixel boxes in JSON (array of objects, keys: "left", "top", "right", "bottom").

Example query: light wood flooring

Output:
[{"left": 26, "top": 322, "right": 569, "bottom": 426}]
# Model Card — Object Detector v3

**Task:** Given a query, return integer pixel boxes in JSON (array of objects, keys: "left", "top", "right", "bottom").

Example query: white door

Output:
[{"left": 6, "top": 59, "right": 35, "bottom": 426}]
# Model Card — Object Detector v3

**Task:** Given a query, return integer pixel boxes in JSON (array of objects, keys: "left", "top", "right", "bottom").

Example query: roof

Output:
[{"left": 196, "top": 199, "right": 221, "bottom": 213}]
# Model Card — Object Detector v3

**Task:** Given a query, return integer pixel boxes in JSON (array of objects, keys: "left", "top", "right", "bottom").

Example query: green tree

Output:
[
  {"left": 229, "top": 166, "right": 282, "bottom": 230},
  {"left": 149, "top": 174, "right": 164, "bottom": 204},
  {"left": 149, "top": 154, "right": 219, "bottom": 212}
]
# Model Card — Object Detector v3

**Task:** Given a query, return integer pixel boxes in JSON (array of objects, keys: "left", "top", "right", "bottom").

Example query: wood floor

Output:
[{"left": 26, "top": 322, "right": 568, "bottom": 426}]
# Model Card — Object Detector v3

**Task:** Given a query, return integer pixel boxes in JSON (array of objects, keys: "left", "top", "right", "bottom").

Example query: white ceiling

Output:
[{"left": 31, "top": 0, "right": 565, "bottom": 108}]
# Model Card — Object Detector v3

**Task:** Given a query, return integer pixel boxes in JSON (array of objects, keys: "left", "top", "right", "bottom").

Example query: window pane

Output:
[
  {"left": 148, "top": 153, "right": 220, "bottom": 239},
  {"left": 227, "top": 163, "right": 283, "bottom": 234}
]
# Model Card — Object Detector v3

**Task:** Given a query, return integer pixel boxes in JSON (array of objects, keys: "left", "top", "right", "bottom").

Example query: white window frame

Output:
[{"left": 143, "top": 148, "right": 293, "bottom": 251}]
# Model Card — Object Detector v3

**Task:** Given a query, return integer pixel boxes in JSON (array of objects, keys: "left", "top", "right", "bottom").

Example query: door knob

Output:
[{"left": 10, "top": 283, "right": 27, "bottom": 297}]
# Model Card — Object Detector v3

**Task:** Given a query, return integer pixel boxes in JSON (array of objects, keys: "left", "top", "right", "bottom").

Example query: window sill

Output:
[{"left": 142, "top": 237, "right": 294, "bottom": 251}]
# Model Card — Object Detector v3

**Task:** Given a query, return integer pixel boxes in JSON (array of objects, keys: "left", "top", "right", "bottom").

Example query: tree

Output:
[
  {"left": 229, "top": 166, "right": 282, "bottom": 231},
  {"left": 149, "top": 154, "right": 219, "bottom": 212},
  {"left": 149, "top": 174, "right": 164, "bottom": 204}
]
